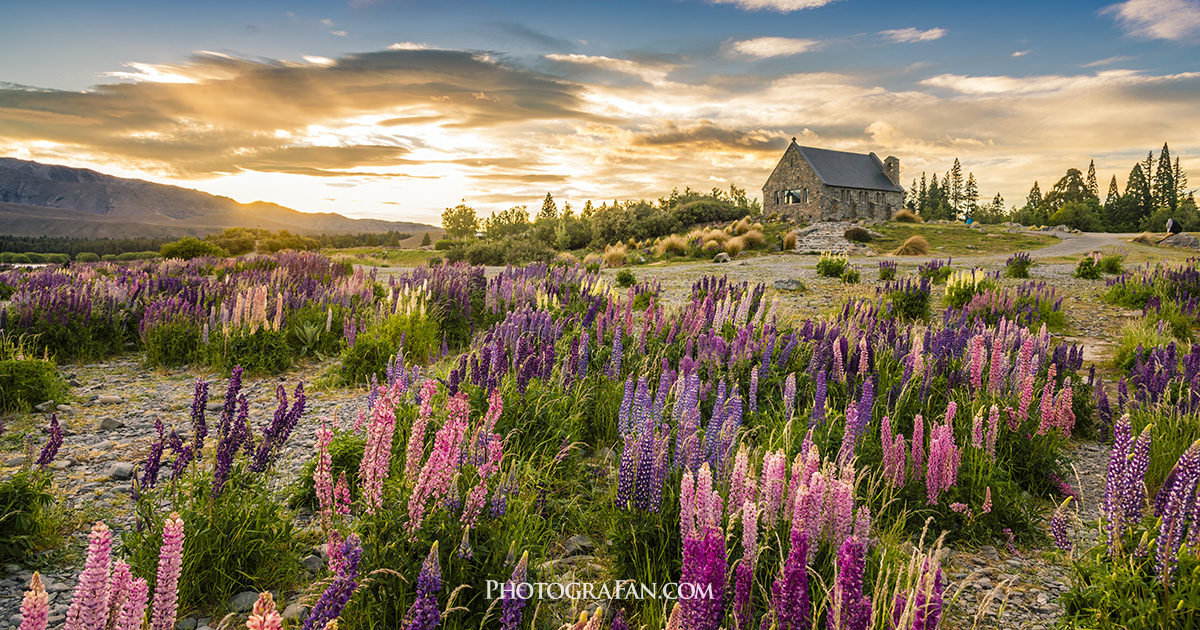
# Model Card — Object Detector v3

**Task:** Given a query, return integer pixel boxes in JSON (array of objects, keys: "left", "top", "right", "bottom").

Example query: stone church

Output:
[{"left": 762, "top": 140, "right": 904, "bottom": 221}]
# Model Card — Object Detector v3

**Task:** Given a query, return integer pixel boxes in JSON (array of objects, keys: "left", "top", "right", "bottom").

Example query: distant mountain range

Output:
[{"left": 0, "top": 158, "right": 442, "bottom": 239}]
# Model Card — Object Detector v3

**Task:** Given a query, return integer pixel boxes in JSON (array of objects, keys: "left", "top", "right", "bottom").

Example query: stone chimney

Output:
[{"left": 883, "top": 156, "right": 901, "bottom": 187}]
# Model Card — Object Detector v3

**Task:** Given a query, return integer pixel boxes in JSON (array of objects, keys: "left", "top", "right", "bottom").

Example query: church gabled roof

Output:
[{"left": 794, "top": 144, "right": 903, "bottom": 193}]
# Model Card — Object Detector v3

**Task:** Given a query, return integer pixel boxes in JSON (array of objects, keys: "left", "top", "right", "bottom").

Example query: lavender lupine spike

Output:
[
  {"left": 35, "top": 415, "right": 62, "bottom": 469},
  {"left": 784, "top": 373, "right": 797, "bottom": 422},
  {"left": 305, "top": 534, "right": 364, "bottom": 630},
  {"left": 400, "top": 542, "right": 442, "bottom": 630},
  {"left": 1154, "top": 439, "right": 1200, "bottom": 585},
  {"left": 65, "top": 522, "right": 112, "bottom": 630},
  {"left": 500, "top": 551, "right": 530, "bottom": 630},
  {"left": 811, "top": 369, "right": 827, "bottom": 427},
  {"left": 1051, "top": 497, "right": 1074, "bottom": 552},
  {"left": 190, "top": 379, "right": 208, "bottom": 452},
  {"left": 1103, "top": 414, "right": 1134, "bottom": 556}
]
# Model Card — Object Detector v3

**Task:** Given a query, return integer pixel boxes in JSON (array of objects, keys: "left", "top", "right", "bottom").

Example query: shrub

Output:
[
  {"left": 724, "top": 236, "right": 746, "bottom": 257},
  {"left": 291, "top": 431, "right": 366, "bottom": 509},
  {"left": 816, "top": 252, "right": 849, "bottom": 277},
  {"left": 615, "top": 269, "right": 637, "bottom": 288},
  {"left": 732, "top": 217, "right": 752, "bottom": 235},
  {"left": 841, "top": 265, "right": 860, "bottom": 284},
  {"left": 0, "top": 469, "right": 61, "bottom": 563},
  {"left": 338, "top": 311, "right": 439, "bottom": 386},
  {"left": 604, "top": 243, "right": 627, "bottom": 267},
  {"left": 434, "top": 238, "right": 463, "bottom": 251},
  {"left": 878, "top": 260, "right": 897, "bottom": 281},
  {"left": 0, "top": 334, "right": 69, "bottom": 412},
  {"left": 427, "top": 255, "right": 443, "bottom": 266},
  {"left": 893, "top": 209, "right": 923, "bottom": 223},
  {"left": 944, "top": 268, "right": 997, "bottom": 309},
  {"left": 783, "top": 231, "right": 798, "bottom": 250},
  {"left": 884, "top": 277, "right": 932, "bottom": 321},
  {"left": 74, "top": 252, "right": 100, "bottom": 262},
  {"left": 9, "top": 254, "right": 30, "bottom": 264},
  {"left": 844, "top": 226, "right": 874, "bottom": 243},
  {"left": 918, "top": 258, "right": 953, "bottom": 283},
  {"left": 1075, "top": 253, "right": 1102, "bottom": 280},
  {"left": 212, "top": 328, "right": 292, "bottom": 376},
  {"left": 741, "top": 229, "right": 766, "bottom": 248},
  {"left": 160, "top": 236, "right": 228, "bottom": 260},
  {"left": 1005, "top": 252, "right": 1033, "bottom": 278},
  {"left": 1100, "top": 253, "right": 1125, "bottom": 275},
  {"left": 891, "top": 235, "right": 929, "bottom": 255},
  {"left": 654, "top": 234, "right": 688, "bottom": 257},
  {"left": 142, "top": 319, "right": 203, "bottom": 368}
]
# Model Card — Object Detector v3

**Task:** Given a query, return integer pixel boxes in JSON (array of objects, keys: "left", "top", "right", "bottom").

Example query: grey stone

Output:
[
  {"left": 980, "top": 545, "right": 998, "bottom": 560},
  {"left": 4, "top": 456, "right": 26, "bottom": 468},
  {"left": 97, "top": 395, "right": 124, "bottom": 404},
  {"left": 93, "top": 441, "right": 113, "bottom": 451},
  {"left": 301, "top": 554, "right": 324, "bottom": 572},
  {"left": 773, "top": 278, "right": 805, "bottom": 292},
  {"left": 98, "top": 418, "right": 125, "bottom": 431},
  {"left": 108, "top": 462, "right": 135, "bottom": 480},
  {"left": 34, "top": 401, "right": 53, "bottom": 412},
  {"left": 206, "top": 402, "right": 224, "bottom": 412},
  {"left": 177, "top": 618, "right": 197, "bottom": 630},
  {"left": 563, "top": 534, "right": 594, "bottom": 557},
  {"left": 227, "top": 590, "right": 260, "bottom": 613},
  {"left": 56, "top": 405, "right": 74, "bottom": 413},
  {"left": 713, "top": 252, "right": 731, "bottom": 263},
  {"left": 3, "top": 564, "right": 20, "bottom": 575},
  {"left": 1161, "top": 232, "right": 1200, "bottom": 249},
  {"left": 282, "top": 604, "right": 307, "bottom": 621}
]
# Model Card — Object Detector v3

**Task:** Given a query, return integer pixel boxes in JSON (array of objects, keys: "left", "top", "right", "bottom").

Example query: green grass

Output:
[
  {"left": 868, "top": 223, "right": 1056, "bottom": 256},
  {"left": 325, "top": 247, "right": 433, "bottom": 267}
]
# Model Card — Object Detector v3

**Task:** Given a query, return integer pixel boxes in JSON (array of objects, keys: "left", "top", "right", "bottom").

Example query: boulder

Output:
[
  {"left": 1161, "top": 232, "right": 1200, "bottom": 249},
  {"left": 108, "top": 462, "right": 135, "bottom": 480},
  {"left": 227, "top": 591, "right": 260, "bottom": 613},
  {"left": 713, "top": 253, "right": 732, "bottom": 263},
  {"left": 773, "top": 279, "right": 806, "bottom": 292}
]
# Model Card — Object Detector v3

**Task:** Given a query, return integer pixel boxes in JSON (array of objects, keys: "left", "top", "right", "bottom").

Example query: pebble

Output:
[
  {"left": 227, "top": 591, "right": 260, "bottom": 613},
  {"left": 108, "top": 462, "right": 135, "bottom": 480},
  {"left": 98, "top": 418, "right": 125, "bottom": 431},
  {"left": 96, "top": 395, "right": 124, "bottom": 404}
]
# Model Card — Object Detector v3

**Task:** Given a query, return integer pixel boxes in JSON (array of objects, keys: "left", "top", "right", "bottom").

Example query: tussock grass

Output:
[
  {"left": 891, "top": 235, "right": 929, "bottom": 256},
  {"left": 893, "top": 209, "right": 923, "bottom": 223}
]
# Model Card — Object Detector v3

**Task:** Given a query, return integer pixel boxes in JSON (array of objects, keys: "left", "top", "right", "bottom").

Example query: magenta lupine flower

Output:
[
  {"left": 314, "top": 419, "right": 336, "bottom": 527},
  {"left": 306, "top": 534, "right": 363, "bottom": 630},
  {"left": 116, "top": 578, "right": 148, "bottom": 630},
  {"left": 734, "top": 500, "right": 757, "bottom": 630},
  {"left": 611, "top": 609, "right": 629, "bottom": 630},
  {"left": 150, "top": 512, "right": 185, "bottom": 630},
  {"left": 500, "top": 550, "right": 530, "bottom": 630},
  {"left": 925, "top": 416, "right": 961, "bottom": 506},
  {"left": 768, "top": 528, "right": 811, "bottom": 630},
  {"left": 893, "top": 559, "right": 943, "bottom": 630},
  {"left": 988, "top": 334, "right": 1008, "bottom": 394},
  {"left": 969, "top": 335, "right": 985, "bottom": 390},
  {"left": 680, "top": 464, "right": 726, "bottom": 630},
  {"left": 910, "top": 414, "right": 924, "bottom": 485},
  {"left": 1051, "top": 497, "right": 1073, "bottom": 551},
  {"left": 829, "top": 536, "right": 871, "bottom": 630},
  {"left": 18, "top": 573, "right": 49, "bottom": 630},
  {"left": 65, "top": 521, "right": 112, "bottom": 630},
  {"left": 985, "top": 405, "right": 1000, "bottom": 461},
  {"left": 760, "top": 451, "right": 788, "bottom": 530},
  {"left": 784, "top": 373, "right": 797, "bottom": 422}
]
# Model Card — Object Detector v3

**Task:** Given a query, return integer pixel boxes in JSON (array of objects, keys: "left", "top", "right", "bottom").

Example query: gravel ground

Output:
[{"left": 1, "top": 251, "right": 1128, "bottom": 630}]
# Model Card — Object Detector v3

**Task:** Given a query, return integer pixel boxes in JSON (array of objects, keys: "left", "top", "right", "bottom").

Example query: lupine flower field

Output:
[{"left": 5, "top": 249, "right": 1200, "bottom": 629}]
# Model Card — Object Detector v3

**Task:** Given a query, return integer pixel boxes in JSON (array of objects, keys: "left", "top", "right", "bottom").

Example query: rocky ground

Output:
[{"left": 0, "top": 239, "right": 1148, "bottom": 629}]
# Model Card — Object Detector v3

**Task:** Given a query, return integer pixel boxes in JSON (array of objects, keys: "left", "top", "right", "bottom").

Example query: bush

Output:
[
  {"left": 943, "top": 268, "right": 997, "bottom": 309},
  {"left": 878, "top": 260, "right": 897, "bottom": 281},
  {"left": 1005, "top": 252, "right": 1033, "bottom": 278},
  {"left": 0, "top": 359, "right": 69, "bottom": 413},
  {"left": 338, "top": 312, "right": 440, "bottom": 386},
  {"left": 212, "top": 328, "right": 292, "bottom": 376},
  {"left": 844, "top": 226, "right": 874, "bottom": 243},
  {"left": 434, "top": 238, "right": 464, "bottom": 251},
  {"left": 654, "top": 234, "right": 688, "bottom": 257},
  {"left": 783, "top": 231, "right": 798, "bottom": 250},
  {"left": 142, "top": 319, "right": 203, "bottom": 368},
  {"left": 893, "top": 209, "right": 923, "bottom": 223},
  {"left": 891, "top": 235, "right": 929, "bottom": 255},
  {"left": 1075, "top": 253, "right": 1102, "bottom": 280},
  {"left": 290, "top": 431, "right": 366, "bottom": 509},
  {"left": 741, "top": 229, "right": 766, "bottom": 248},
  {"left": 918, "top": 258, "right": 953, "bottom": 283},
  {"left": 74, "top": 252, "right": 100, "bottom": 262},
  {"left": 615, "top": 269, "right": 637, "bottom": 288},
  {"left": 841, "top": 265, "right": 861, "bottom": 284},
  {"left": 816, "top": 252, "right": 849, "bottom": 277},
  {"left": 1099, "top": 253, "right": 1125, "bottom": 275},
  {"left": 160, "top": 236, "right": 229, "bottom": 260},
  {"left": 604, "top": 243, "right": 627, "bottom": 267},
  {"left": 9, "top": 254, "right": 30, "bottom": 264},
  {"left": 0, "top": 470, "right": 61, "bottom": 563},
  {"left": 884, "top": 278, "right": 932, "bottom": 321}
]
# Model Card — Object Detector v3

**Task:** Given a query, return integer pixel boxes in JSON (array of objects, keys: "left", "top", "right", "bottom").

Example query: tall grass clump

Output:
[
  {"left": 604, "top": 243, "right": 628, "bottom": 267},
  {"left": 891, "top": 235, "right": 929, "bottom": 255},
  {"left": 881, "top": 277, "right": 932, "bottom": 321},
  {"left": 724, "top": 236, "right": 746, "bottom": 257},
  {"left": 0, "top": 415, "right": 66, "bottom": 563},
  {"left": 783, "top": 231, "right": 798, "bottom": 250},
  {"left": 893, "top": 209, "right": 923, "bottom": 223},
  {"left": 654, "top": 234, "right": 688, "bottom": 257},
  {"left": 0, "top": 332, "right": 69, "bottom": 413}
]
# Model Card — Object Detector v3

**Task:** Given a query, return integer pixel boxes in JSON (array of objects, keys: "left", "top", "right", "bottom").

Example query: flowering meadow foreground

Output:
[{"left": 3, "top": 250, "right": 1200, "bottom": 629}]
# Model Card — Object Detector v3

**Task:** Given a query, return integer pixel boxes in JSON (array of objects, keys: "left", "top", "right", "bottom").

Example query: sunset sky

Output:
[{"left": 1, "top": 0, "right": 1198, "bottom": 226}]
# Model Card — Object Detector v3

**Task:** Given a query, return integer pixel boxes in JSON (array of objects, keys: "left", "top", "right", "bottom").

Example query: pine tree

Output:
[
  {"left": 1105, "top": 175, "right": 1121, "bottom": 207},
  {"left": 1086, "top": 160, "right": 1099, "bottom": 200},
  {"left": 1155, "top": 143, "right": 1176, "bottom": 211},
  {"left": 582, "top": 200, "right": 595, "bottom": 218},
  {"left": 1175, "top": 158, "right": 1189, "bottom": 202},
  {"left": 964, "top": 172, "right": 979, "bottom": 216},
  {"left": 1143, "top": 151, "right": 1155, "bottom": 209},
  {"left": 918, "top": 173, "right": 928, "bottom": 211},
  {"left": 950, "top": 158, "right": 964, "bottom": 216},
  {"left": 538, "top": 192, "right": 559, "bottom": 221},
  {"left": 1027, "top": 181, "right": 1043, "bottom": 209},
  {"left": 562, "top": 202, "right": 574, "bottom": 219},
  {"left": 1126, "top": 164, "right": 1152, "bottom": 218}
]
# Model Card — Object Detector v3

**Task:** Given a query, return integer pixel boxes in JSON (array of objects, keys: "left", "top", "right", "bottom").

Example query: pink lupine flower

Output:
[
  {"left": 759, "top": 451, "right": 787, "bottom": 529},
  {"left": 246, "top": 592, "right": 283, "bottom": 630},
  {"left": 729, "top": 446, "right": 749, "bottom": 518},
  {"left": 1057, "top": 386, "right": 1075, "bottom": 437},
  {"left": 926, "top": 419, "right": 961, "bottom": 505},
  {"left": 858, "top": 336, "right": 870, "bottom": 375},
  {"left": 910, "top": 414, "right": 925, "bottom": 485},
  {"left": 151, "top": 512, "right": 185, "bottom": 630},
  {"left": 115, "top": 578, "right": 148, "bottom": 630},
  {"left": 1018, "top": 373, "right": 1036, "bottom": 421},
  {"left": 881, "top": 416, "right": 906, "bottom": 488},
  {"left": 971, "top": 412, "right": 984, "bottom": 449},
  {"left": 1038, "top": 379, "right": 1057, "bottom": 436},
  {"left": 734, "top": 499, "right": 757, "bottom": 630},
  {"left": 65, "top": 521, "right": 112, "bottom": 630},
  {"left": 360, "top": 381, "right": 403, "bottom": 514},
  {"left": 832, "top": 342, "right": 845, "bottom": 383},
  {"left": 334, "top": 472, "right": 352, "bottom": 516},
  {"left": 830, "top": 475, "right": 856, "bottom": 545},
  {"left": 106, "top": 560, "right": 133, "bottom": 630},
  {"left": 408, "top": 393, "right": 471, "bottom": 534},
  {"left": 969, "top": 335, "right": 985, "bottom": 390},
  {"left": 18, "top": 573, "right": 48, "bottom": 630},
  {"left": 986, "top": 405, "right": 1000, "bottom": 461},
  {"left": 461, "top": 479, "right": 489, "bottom": 527},
  {"left": 314, "top": 419, "right": 336, "bottom": 527},
  {"left": 982, "top": 486, "right": 993, "bottom": 514},
  {"left": 988, "top": 334, "right": 1008, "bottom": 394}
]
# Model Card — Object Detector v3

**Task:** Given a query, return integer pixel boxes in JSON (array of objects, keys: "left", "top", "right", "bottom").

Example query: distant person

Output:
[{"left": 1166, "top": 218, "right": 1183, "bottom": 235}]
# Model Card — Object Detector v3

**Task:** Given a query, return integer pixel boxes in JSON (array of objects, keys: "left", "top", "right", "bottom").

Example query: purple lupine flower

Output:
[
  {"left": 1051, "top": 497, "right": 1073, "bottom": 552},
  {"left": 749, "top": 370, "right": 759, "bottom": 415},
  {"left": 607, "top": 324, "right": 624, "bottom": 379},
  {"left": 769, "top": 529, "right": 810, "bottom": 630},
  {"left": 610, "top": 609, "right": 629, "bottom": 630},
  {"left": 500, "top": 550, "right": 530, "bottom": 630},
  {"left": 811, "top": 369, "right": 827, "bottom": 427},
  {"left": 1153, "top": 439, "right": 1200, "bottom": 585},
  {"left": 829, "top": 536, "right": 871, "bottom": 630},
  {"left": 734, "top": 500, "right": 757, "bottom": 630},
  {"left": 136, "top": 419, "right": 167, "bottom": 496},
  {"left": 784, "top": 373, "right": 796, "bottom": 422},
  {"left": 218, "top": 366, "right": 243, "bottom": 439},
  {"left": 35, "top": 415, "right": 62, "bottom": 469},
  {"left": 190, "top": 379, "right": 208, "bottom": 452},
  {"left": 211, "top": 394, "right": 249, "bottom": 499},
  {"left": 1104, "top": 414, "right": 1134, "bottom": 556},
  {"left": 400, "top": 542, "right": 442, "bottom": 630},
  {"left": 893, "top": 559, "right": 944, "bottom": 630},
  {"left": 304, "top": 534, "right": 363, "bottom": 630}
]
